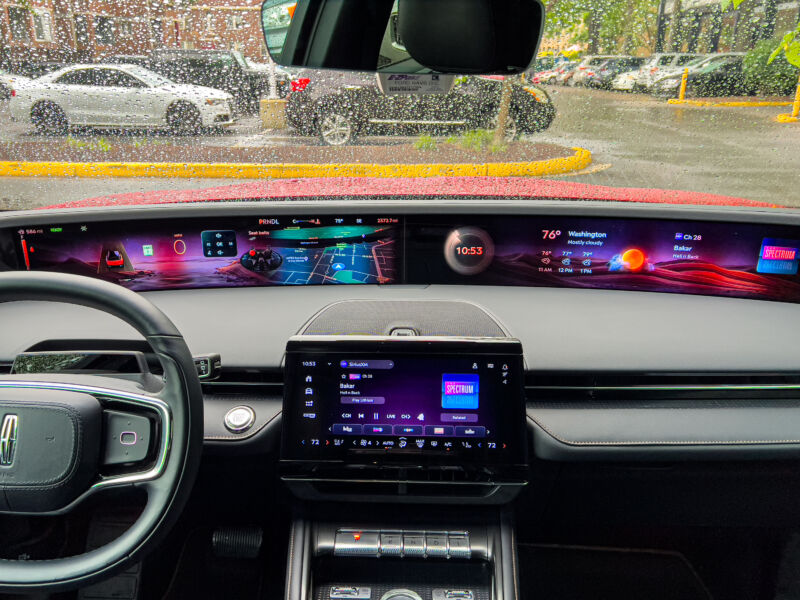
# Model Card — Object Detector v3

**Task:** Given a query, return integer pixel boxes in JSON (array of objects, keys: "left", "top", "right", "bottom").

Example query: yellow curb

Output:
[
  {"left": 667, "top": 99, "right": 792, "bottom": 107},
  {"left": 776, "top": 113, "right": 799, "bottom": 123},
  {"left": 0, "top": 147, "right": 592, "bottom": 179}
]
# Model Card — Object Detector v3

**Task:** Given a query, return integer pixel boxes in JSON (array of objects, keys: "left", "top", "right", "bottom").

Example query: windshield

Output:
[
  {"left": 121, "top": 65, "right": 174, "bottom": 87},
  {"left": 682, "top": 56, "right": 711, "bottom": 68},
  {"left": 0, "top": 0, "right": 798, "bottom": 211},
  {"left": 698, "top": 60, "right": 734, "bottom": 73}
]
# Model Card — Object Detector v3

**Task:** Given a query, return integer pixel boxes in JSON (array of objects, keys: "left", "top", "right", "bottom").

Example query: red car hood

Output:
[{"left": 45, "top": 178, "right": 781, "bottom": 209}]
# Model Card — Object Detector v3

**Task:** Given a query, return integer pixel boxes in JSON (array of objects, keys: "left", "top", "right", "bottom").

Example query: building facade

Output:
[
  {"left": 180, "top": 0, "right": 264, "bottom": 58},
  {"left": 658, "top": 0, "right": 800, "bottom": 53},
  {"left": 1, "top": 0, "right": 267, "bottom": 66}
]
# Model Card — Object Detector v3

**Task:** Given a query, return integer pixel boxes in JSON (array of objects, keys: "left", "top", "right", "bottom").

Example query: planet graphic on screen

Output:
[
  {"left": 621, "top": 248, "right": 646, "bottom": 271},
  {"left": 609, "top": 248, "right": 648, "bottom": 272}
]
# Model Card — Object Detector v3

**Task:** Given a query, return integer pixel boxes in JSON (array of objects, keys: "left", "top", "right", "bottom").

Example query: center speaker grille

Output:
[{"left": 300, "top": 300, "right": 507, "bottom": 337}]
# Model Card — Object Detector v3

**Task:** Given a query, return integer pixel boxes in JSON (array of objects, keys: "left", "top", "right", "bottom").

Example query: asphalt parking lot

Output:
[
  {"left": 0, "top": 86, "right": 798, "bottom": 210},
  {"left": 537, "top": 86, "right": 799, "bottom": 206}
]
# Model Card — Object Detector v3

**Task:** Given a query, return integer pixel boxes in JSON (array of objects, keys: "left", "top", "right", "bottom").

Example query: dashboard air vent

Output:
[{"left": 526, "top": 372, "right": 800, "bottom": 403}]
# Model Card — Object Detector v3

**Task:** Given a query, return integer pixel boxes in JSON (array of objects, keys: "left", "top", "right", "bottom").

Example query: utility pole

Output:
[
  {"left": 762, "top": 0, "right": 777, "bottom": 40},
  {"left": 667, "top": 0, "right": 683, "bottom": 51},
  {"left": 492, "top": 77, "right": 514, "bottom": 147}
]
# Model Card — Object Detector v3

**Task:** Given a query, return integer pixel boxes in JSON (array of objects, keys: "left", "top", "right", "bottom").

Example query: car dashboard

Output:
[
  {"left": 2, "top": 198, "right": 800, "bottom": 600},
  {"left": 2, "top": 198, "right": 800, "bottom": 459}
]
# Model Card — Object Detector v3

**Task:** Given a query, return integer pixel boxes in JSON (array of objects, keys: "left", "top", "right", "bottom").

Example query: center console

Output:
[
  {"left": 280, "top": 335, "right": 528, "bottom": 600},
  {"left": 285, "top": 510, "right": 518, "bottom": 600}
]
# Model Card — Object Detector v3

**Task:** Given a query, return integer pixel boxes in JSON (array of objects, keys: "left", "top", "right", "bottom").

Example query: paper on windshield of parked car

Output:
[{"left": 376, "top": 74, "right": 455, "bottom": 95}]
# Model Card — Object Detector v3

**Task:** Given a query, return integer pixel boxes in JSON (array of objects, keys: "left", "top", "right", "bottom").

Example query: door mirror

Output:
[{"left": 261, "top": 0, "right": 544, "bottom": 75}]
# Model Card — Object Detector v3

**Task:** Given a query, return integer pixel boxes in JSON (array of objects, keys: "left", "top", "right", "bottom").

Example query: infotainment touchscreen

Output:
[{"left": 281, "top": 337, "right": 527, "bottom": 468}]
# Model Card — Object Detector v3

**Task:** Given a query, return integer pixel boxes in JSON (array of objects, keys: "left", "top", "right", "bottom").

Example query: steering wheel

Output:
[{"left": 0, "top": 272, "right": 203, "bottom": 592}]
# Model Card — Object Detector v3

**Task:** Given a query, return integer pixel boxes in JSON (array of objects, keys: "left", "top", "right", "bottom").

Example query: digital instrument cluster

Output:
[
  {"left": 280, "top": 337, "right": 528, "bottom": 468},
  {"left": 5, "top": 214, "right": 800, "bottom": 303},
  {"left": 9, "top": 216, "right": 399, "bottom": 292}
]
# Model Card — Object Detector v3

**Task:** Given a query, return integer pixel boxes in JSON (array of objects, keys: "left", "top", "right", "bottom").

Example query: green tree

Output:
[
  {"left": 769, "top": 25, "right": 800, "bottom": 68},
  {"left": 745, "top": 38, "right": 800, "bottom": 94},
  {"left": 723, "top": 0, "right": 800, "bottom": 68},
  {"left": 544, "top": 0, "right": 659, "bottom": 54}
]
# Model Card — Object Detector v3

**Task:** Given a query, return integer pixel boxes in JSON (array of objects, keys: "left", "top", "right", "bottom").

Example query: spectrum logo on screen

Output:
[
  {"left": 757, "top": 238, "right": 800, "bottom": 275},
  {"left": 441, "top": 374, "right": 480, "bottom": 410}
]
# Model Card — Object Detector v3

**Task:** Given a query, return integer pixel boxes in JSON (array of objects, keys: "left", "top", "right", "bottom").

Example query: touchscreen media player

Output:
[{"left": 281, "top": 336, "right": 527, "bottom": 470}]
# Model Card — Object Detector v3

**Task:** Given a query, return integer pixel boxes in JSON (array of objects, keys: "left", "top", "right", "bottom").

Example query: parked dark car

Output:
[
  {"left": 1, "top": 61, "right": 67, "bottom": 79},
  {"left": 586, "top": 57, "right": 646, "bottom": 89},
  {"left": 156, "top": 50, "right": 274, "bottom": 113},
  {"left": 652, "top": 56, "right": 753, "bottom": 98},
  {"left": 98, "top": 55, "right": 152, "bottom": 68},
  {"left": 285, "top": 72, "right": 556, "bottom": 145},
  {"left": 103, "top": 50, "right": 290, "bottom": 113}
]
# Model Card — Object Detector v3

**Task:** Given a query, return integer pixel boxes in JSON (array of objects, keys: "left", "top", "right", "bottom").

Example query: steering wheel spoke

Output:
[{"left": 0, "top": 376, "right": 172, "bottom": 515}]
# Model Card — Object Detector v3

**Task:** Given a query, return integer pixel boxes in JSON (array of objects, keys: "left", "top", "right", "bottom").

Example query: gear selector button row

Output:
[{"left": 333, "top": 529, "right": 471, "bottom": 559}]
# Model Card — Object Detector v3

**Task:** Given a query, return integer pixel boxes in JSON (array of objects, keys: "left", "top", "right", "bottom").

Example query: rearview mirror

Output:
[{"left": 261, "top": 0, "right": 544, "bottom": 75}]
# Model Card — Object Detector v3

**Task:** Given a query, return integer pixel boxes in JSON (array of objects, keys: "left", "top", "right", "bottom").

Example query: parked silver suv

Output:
[{"left": 632, "top": 53, "right": 702, "bottom": 91}]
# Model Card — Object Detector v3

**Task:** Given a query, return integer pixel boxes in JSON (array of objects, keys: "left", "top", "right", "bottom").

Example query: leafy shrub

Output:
[
  {"left": 414, "top": 135, "right": 437, "bottom": 151},
  {"left": 744, "top": 38, "right": 800, "bottom": 96},
  {"left": 67, "top": 136, "right": 112, "bottom": 152},
  {"left": 457, "top": 129, "right": 493, "bottom": 152}
]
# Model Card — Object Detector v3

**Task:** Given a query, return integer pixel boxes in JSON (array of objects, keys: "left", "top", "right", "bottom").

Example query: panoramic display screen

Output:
[
  {"left": 7, "top": 214, "right": 800, "bottom": 303},
  {"left": 406, "top": 215, "right": 800, "bottom": 304}
]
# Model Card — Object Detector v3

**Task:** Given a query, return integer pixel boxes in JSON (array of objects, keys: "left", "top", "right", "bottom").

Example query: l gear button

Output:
[{"left": 102, "top": 410, "right": 151, "bottom": 466}]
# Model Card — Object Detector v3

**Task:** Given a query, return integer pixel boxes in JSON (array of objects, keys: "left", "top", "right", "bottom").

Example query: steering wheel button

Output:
[
  {"left": 102, "top": 411, "right": 151, "bottom": 466},
  {"left": 120, "top": 431, "right": 137, "bottom": 445},
  {"left": 224, "top": 406, "right": 255, "bottom": 433}
]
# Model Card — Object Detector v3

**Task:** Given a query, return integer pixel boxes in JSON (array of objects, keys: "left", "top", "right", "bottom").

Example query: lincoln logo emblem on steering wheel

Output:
[{"left": 0, "top": 414, "right": 18, "bottom": 467}]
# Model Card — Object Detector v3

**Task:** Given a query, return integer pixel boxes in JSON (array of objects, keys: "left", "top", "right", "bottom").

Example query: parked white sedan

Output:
[
  {"left": 9, "top": 64, "right": 235, "bottom": 134},
  {"left": 610, "top": 70, "right": 639, "bottom": 91}
]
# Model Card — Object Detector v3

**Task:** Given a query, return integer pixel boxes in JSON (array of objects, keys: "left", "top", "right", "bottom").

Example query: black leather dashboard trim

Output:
[
  {"left": 202, "top": 395, "right": 282, "bottom": 442},
  {"left": 527, "top": 400, "right": 800, "bottom": 461}
]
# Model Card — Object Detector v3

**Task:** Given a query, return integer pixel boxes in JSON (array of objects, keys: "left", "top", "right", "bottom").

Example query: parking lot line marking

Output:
[
  {"left": 667, "top": 99, "right": 793, "bottom": 107},
  {"left": 0, "top": 147, "right": 592, "bottom": 180},
  {"left": 549, "top": 163, "right": 613, "bottom": 177}
]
